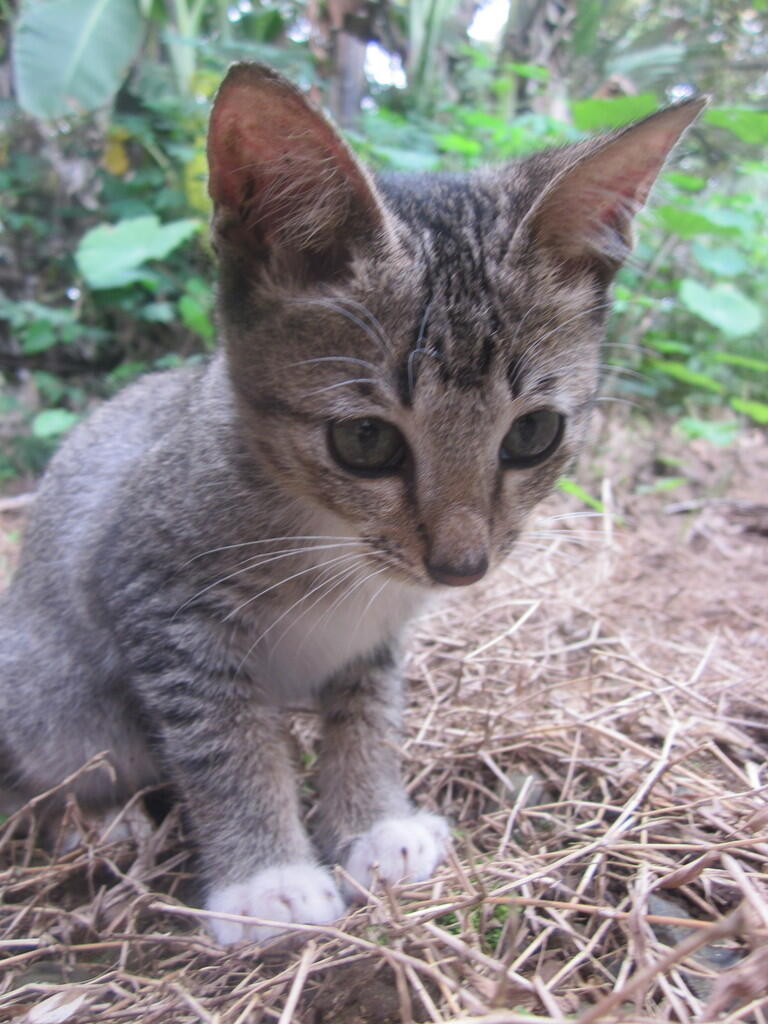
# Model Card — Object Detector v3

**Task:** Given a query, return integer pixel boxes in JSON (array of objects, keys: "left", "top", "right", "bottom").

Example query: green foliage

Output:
[
  {"left": 0, "top": 300, "right": 106, "bottom": 355},
  {"left": 13, "top": 0, "right": 144, "bottom": 119},
  {"left": 556, "top": 479, "right": 606, "bottom": 514},
  {"left": 76, "top": 216, "right": 203, "bottom": 290},
  {"left": 676, "top": 417, "right": 740, "bottom": 446},
  {"left": 3, "top": 0, "right": 768, "bottom": 481},
  {"left": 678, "top": 280, "right": 762, "bottom": 338},
  {"left": 31, "top": 408, "right": 80, "bottom": 439},
  {"left": 646, "top": 359, "right": 723, "bottom": 393},
  {"left": 730, "top": 398, "right": 768, "bottom": 425},
  {"left": 705, "top": 108, "right": 768, "bottom": 145},
  {"left": 571, "top": 93, "right": 658, "bottom": 131}
]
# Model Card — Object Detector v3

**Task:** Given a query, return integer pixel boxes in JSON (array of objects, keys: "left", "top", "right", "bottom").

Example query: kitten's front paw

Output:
[
  {"left": 206, "top": 863, "right": 344, "bottom": 945},
  {"left": 342, "top": 811, "right": 451, "bottom": 897}
]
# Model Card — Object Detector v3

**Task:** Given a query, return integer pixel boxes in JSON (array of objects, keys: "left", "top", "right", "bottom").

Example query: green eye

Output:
[
  {"left": 329, "top": 418, "right": 407, "bottom": 475},
  {"left": 500, "top": 409, "right": 564, "bottom": 468}
]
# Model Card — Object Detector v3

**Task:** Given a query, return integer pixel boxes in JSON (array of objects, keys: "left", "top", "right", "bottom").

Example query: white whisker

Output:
[
  {"left": 287, "top": 356, "right": 379, "bottom": 372},
  {"left": 186, "top": 535, "right": 361, "bottom": 564},
  {"left": 306, "top": 378, "right": 378, "bottom": 396},
  {"left": 287, "top": 297, "right": 388, "bottom": 353},
  {"left": 175, "top": 542, "right": 364, "bottom": 619},
  {"left": 272, "top": 558, "right": 377, "bottom": 659},
  {"left": 224, "top": 550, "right": 365, "bottom": 622},
  {"left": 241, "top": 555, "right": 371, "bottom": 670},
  {"left": 301, "top": 560, "right": 388, "bottom": 651},
  {"left": 353, "top": 574, "right": 391, "bottom": 634}
]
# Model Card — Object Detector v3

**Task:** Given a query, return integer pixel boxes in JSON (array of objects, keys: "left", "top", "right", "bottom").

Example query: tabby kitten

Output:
[{"left": 0, "top": 64, "right": 703, "bottom": 943}]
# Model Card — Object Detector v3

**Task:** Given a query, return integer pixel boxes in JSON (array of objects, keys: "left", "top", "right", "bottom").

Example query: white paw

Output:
[
  {"left": 205, "top": 862, "right": 345, "bottom": 945},
  {"left": 342, "top": 812, "right": 451, "bottom": 897}
]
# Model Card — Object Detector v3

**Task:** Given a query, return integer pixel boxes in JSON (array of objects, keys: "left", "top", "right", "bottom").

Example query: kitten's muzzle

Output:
[
  {"left": 422, "top": 506, "right": 490, "bottom": 588},
  {"left": 426, "top": 554, "right": 489, "bottom": 587}
]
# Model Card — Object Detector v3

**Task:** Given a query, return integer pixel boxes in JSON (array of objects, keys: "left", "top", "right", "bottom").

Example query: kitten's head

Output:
[{"left": 208, "top": 64, "right": 704, "bottom": 588}]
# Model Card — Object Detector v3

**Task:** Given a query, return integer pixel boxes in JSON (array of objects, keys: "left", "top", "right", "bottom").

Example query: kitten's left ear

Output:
[
  {"left": 207, "top": 63, "right": 390, "bottom": 282},
  {"left": 523, "top": 97, "right": 707, "bottom": 272}
]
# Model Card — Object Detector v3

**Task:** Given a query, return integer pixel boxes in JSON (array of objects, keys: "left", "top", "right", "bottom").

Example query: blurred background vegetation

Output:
[{"left": 0, "top": 0, "right": 766, "bottom": 482}]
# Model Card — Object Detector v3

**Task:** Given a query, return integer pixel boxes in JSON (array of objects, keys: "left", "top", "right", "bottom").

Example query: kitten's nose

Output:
[
  {"left": 425, "top": 554, "right": 489, "bottom": 587},
  {"left": 423, "top": 506, "right": 490, "bottom": 587}
]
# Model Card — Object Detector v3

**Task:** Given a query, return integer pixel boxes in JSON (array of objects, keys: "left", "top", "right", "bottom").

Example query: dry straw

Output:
[{"left": 2, "top": 424, "right": 767, "bottom": 1023}]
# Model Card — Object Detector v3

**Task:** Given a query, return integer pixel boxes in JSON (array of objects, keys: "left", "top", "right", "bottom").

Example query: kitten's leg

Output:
[
  {"left": 149, "top": 689, "right": 344, "bottom": 944},
  {"left": 315, "top": 647, "right": 451, "bottom": 897}
]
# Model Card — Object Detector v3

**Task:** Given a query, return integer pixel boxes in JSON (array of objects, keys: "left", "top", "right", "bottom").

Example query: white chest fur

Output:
[{"left": 245, "top": 569, "right": 426, "bottom": 707}]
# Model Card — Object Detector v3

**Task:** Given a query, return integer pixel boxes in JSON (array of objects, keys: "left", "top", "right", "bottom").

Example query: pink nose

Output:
[{"left": 425, "top": 555, "right": 489, "bottom": 587}]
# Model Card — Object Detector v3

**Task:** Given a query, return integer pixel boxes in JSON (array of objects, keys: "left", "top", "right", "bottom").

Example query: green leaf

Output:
[
  {"left": 678, "top": 280, "right": 762, "bottom": 338},
  {"left": 505, "top": 62, "right": 550, "bottom": 82},
  {"left": 76, "top": 216, "right": 202, "bottom": 289},
  {"left": 435, "top": 134, "right": 482, "bottom": 157},
  {"left": 647, "top": 359, "right": 723, "bottom": 393},
  {"left": 636, "top": 476, "right": 686, "bottom": 495},
  {"left": 691, "top": 243, "right": 748, "bottom": 277},
  {"left": 646, "top": 339, "right": 692, "bottom": 355},
  {"left": 31, "top": 408, "right": 79, "bottom": 439},
  {"left": 705, "top": 108, "right": 768, "bottom": 145},
  {"left": 708, "top": 352, "right": 768, "bottom": 374},
  {"left": 730, "top": 398, "right": 768, "bottom": 424},
  {"left": 13, "top": 0, "right": 144, "bottom": 119},
  {"left": 141, "top": 301, "right": 175, "bottom": 323},
  {"left": 663, "top": 171, "right": 706, "bottom": 192},
  {"left": 178, "top": 293, "right": 214, "bottom": 344},
  {"left": 572, "top": 0, "right": 602, "bottom": 56},
  {"left": 655, "top": 206, "right": 737, "bottom": 239},
  {"left": 570, "top": 94, "right": 657, "bottom": 132},
  {"left": 32, "top": 371, "right": 67, "bottom": 403},
  {"left": 21, "top": 321, "right": 57, "bottom": 354},
  {"left": 556, "top": 478, "right": 605, "bottom": 513},
  {"left": 369, "top": 145, "right": 440, "bottom": 172},
  {"left": 676, "top": 417, "right": 739, "bottom": 446},
  {"left": 108, "top": 360, "right": 147, "bottom": 385},
  {"left": 697, "top": 206, "right": 754, "bottom": 236}
]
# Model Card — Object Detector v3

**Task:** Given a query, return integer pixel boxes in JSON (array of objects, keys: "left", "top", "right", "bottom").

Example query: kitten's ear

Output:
[
  {"left": 207, "top": 63, "right": 388, "bottom": 282},
  {"left": 523, "top": 97, "right": 707, "bottom": 272}
]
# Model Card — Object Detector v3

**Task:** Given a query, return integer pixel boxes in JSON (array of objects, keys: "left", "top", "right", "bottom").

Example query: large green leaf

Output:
[
  {"left": 663, "top": 171, "right": 706, "bottom": 192},
  {"left": 678, "top": 280, "right": 762, "bottom": 338},
  {"left": 705, "top": 108, "right": 768, "bottom": 145},
  {"left": 647, "top": 359, "right": 723, "bottom": 393},
  {"left": 13, "top": 0, "right": 143, "bottom": 119},
  {"left": 32, "top": 409, "right": 79, "bottom": 439},
  {"left": 571, "top": 94, "right": 658, "bottom": 132},
  {"left": 708, "top": 352, "right": 768, "bottom": 374},
  {"left": 506, "top": 62, "right": 550, "bottom": 82},
  {"left": 676, "top": 417, "right": 739, "bottom": 447},
  {"left": 435, "top": 134, "right": 482, "bottom": 157},
  {"left": 691, "top": 243, "right": 748, "bottom": 277},
  {"left": 731, "top": 398, "right": 768, "bottom": 424},
  {"left": 76, "top": 216, "right": 202, "bottom": 289},
  {"left": 655, "top": 206, "right": 737, "bottom": 240}
]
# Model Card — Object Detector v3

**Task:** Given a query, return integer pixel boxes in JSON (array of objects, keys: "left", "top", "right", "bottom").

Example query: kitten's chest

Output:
[{"left": 240, "top": 573, "right": 425, "bottom": 707}]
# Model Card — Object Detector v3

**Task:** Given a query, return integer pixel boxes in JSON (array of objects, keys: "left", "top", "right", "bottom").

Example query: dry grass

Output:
[{"left": 1, "top": 419, "right": 767, "bottom": 1024}]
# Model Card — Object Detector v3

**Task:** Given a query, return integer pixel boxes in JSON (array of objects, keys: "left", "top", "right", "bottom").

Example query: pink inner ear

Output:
[
  {"left": 581, "top": 157, "right": 660, "bottom": 230},
  {"left": 531, "top": 100, "right": 705, "bottom": 260},
  {"left": 207, "top": 68, "right": 381, "bottom": 242}
]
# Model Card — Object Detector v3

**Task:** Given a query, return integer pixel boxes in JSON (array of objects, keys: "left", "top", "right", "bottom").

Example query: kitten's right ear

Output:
[
  {"left": 519, "top": 97, "right": 707, "bottom": 275},
  {"left": 207, "top": 63, "right": 389, "bottom": 282}
]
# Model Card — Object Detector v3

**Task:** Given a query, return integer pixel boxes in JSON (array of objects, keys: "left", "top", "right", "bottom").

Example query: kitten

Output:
[{"left": 0, "top": 64, "right": 703, "bottom": 944}]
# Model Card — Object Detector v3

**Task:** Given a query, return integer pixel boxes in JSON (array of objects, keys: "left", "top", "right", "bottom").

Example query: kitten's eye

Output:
[
  {"left": 329, "top": 418, "right": 406, "bottom": 475},
  {"left": 500, "top": 409, "right": 564, "bottom": 468}
]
